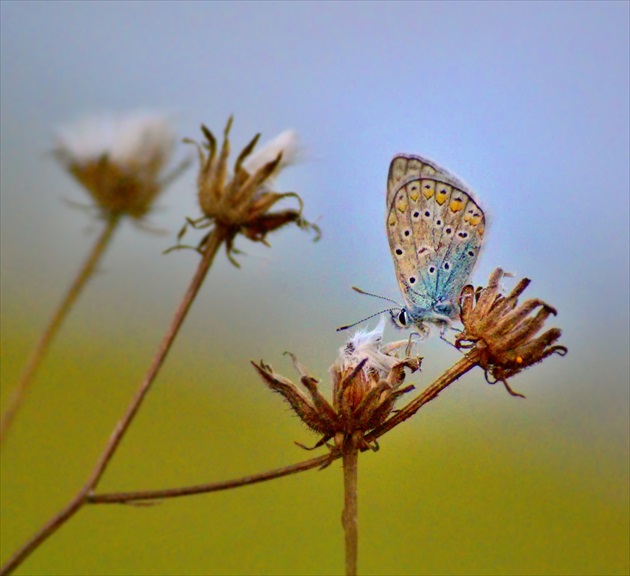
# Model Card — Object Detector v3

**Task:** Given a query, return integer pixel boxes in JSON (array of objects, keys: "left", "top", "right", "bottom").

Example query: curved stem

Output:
[
  {"left": 1, "top": 213, "right": 122, "bottom": 443},
  {"left": 88, "top": 453, "right": 331, "bottom": 504},
  {"left": 0, "top": 227, "right": 226, "bottom": 576}
]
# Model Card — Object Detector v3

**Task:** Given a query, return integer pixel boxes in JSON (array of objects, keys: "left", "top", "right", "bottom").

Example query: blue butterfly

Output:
[{"left": 385, "top": 154, "right": 486, "bottom": 335}]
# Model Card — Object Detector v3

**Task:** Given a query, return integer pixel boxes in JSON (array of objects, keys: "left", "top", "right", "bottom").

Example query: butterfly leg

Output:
[{"left": 436, "top": 320, "right": 462, "bottom": 349}]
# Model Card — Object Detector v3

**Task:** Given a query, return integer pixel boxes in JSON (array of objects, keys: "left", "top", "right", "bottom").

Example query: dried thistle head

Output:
[
  {"left": 252, "top": 319, "right": 419, "bottom": 452},
  {"left": 177, "top": 117, "right": 320, "bottom": 264},
  {"left": 455, "top": 268, "right": 567, "bottom": 397},
  {"left": 54, "top": 111, "right": 184, "bottom": 218}
]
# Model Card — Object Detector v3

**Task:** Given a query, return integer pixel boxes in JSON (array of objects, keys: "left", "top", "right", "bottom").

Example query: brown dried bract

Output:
[
  {"left": 455, "top": 268, "right": 567, "bottom": 397},
  {"left": 171, "top": 117, "right": 320, "bottom": 265}
]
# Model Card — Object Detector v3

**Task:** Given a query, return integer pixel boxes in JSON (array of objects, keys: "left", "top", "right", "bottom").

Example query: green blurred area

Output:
[{"left": 1, "top": 302, "right": 627, "bottom": 575}]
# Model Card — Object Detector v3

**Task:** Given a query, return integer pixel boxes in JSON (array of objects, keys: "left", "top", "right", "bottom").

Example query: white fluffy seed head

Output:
[
  {"left": 336, "top": 317, "right": 402, "bottom": 377},
  {"left": 54, "top": 111, "right": 176, "bottom": 171}
]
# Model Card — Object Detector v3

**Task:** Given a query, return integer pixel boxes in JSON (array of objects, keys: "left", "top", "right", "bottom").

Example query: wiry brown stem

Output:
[
  {"left": 88, "top": 453, "right": 332, "bottom": 504},
  {"left": 1, "top": 212, "right": 122, "bottom": 443},
  {"left": 0, "top": 226, "right": 227, "bottom": 576},
  {"left": 342, "top": 435, "right": 359, "bottom": 576}
]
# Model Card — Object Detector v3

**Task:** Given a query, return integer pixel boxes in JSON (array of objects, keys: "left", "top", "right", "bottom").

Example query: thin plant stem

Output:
[
  {"left": 0, "top": 226, "right": 227, "bottom": 576},
  {"left": 83, "top": 353, "right": 481, "bottom": 505},
  {"left": 342, "top": 435, "right": 359, "bottom": 576},
  {"left": 88, "top": 453, "right": 332, "bottom": 504},
  {"left": 1, "top": 212, "right": 122, "bottom": 443},
  {"left": 366, "top": 352, "right": 479, "bottom": 443}
]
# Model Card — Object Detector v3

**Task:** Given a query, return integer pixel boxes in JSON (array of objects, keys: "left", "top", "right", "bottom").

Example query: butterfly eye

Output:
[{"left": 398, "top": 309, "right": 408, "bottom": 326}]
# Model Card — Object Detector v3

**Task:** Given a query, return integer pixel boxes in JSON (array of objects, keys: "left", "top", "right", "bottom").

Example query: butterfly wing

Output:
[{"left": 386, "top": 154, "right": 485, "bottom": 325}]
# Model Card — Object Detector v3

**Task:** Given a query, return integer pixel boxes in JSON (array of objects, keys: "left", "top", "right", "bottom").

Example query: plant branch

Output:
[
  {"left": 1, "top": 212, "right": 122, "bottom": 443},
  {"left": 366, "top": 352, "right": 479, "bottom": 443},
  {"left": 88, "top": 453, "right": 332, "bottom": 504},
  {"left": 342, "top": 435, "right": 359, "bottom": 576},
  {"left": 0, "top": 226, "right": 226, "bottom": 576}
]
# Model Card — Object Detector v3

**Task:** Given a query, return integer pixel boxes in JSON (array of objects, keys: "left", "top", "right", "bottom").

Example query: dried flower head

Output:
[
  {"left": 54, "top": 111, "right": 184, "bottom": 218},
  {"left": 174, "top": 117, "right": 319, "bottom": 265},
  {"left": 455, "top": 268, "right": 567, "bottom": 397},
  {"left": 252, "top": 319, "right": 419, "bottom": 452}
]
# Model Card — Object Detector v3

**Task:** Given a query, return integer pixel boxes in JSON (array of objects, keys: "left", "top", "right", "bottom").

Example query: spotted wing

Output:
[{"left": 386, "top": 154, "right": 485, "bottom": 321}]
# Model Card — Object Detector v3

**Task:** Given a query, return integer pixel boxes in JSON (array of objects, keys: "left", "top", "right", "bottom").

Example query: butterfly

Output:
[{"left": 385, "top": 154, "right": 486, "bottom": 335}]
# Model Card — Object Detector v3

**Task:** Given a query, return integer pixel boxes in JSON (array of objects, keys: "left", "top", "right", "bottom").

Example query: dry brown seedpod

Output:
[
  {"left": 171, "top": 117, "right": 320, "bottom": 265},
  {"left": 252, "top": 319, "right": 420, "bottom": 454},
  {"left": 54, "top": 111, "right": 186, "bottom": 218},
  {"left": 456, "top": 268, "right": 567, "bottom": 397}
]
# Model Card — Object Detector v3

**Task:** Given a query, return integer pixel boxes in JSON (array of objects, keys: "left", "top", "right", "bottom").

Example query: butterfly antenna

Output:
[
  {"left": 351, "top": 286, "right": 402, "bottom": 307},
  {"left": 336, "top": 308, "right": 397, "bottom": 332}
]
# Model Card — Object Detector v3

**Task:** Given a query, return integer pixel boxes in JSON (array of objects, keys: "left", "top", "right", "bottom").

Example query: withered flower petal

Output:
[{"left": 251, "top": 360, "right": 332, "bottom": 435}]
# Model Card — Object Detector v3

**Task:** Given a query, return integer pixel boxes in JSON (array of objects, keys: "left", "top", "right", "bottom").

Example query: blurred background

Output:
[{"left": 1, "top": 2, "right": 628, "bottom": 575}]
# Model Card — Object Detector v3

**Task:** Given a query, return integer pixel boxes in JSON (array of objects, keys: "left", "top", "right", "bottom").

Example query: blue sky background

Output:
[{"left": 1, "top": 2, "right": 628, "bottom": 575}]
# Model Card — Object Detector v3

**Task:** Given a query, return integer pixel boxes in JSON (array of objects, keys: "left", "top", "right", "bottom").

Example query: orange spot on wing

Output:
[
  {"left": 450, "top": 199, "right": 464, "bottom": 212},
  {"left": 422, "top": 181, "right": 435, "bottom": 199}
]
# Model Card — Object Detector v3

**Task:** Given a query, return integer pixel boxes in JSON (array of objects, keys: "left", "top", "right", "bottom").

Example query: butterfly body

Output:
[{"left": 386, "top": 154, "right": 486, "bottom": 334}]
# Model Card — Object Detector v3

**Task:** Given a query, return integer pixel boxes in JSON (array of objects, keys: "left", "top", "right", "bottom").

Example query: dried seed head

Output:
[
  {"left": 252, "top": 320, "right": 419, "bottom": 450},
  {"left": 54, "top": 111, "right": 182, "bottom": 218},
  {"left": 177, "top": 118, "right": 319, "bottom": 263},
  {"left": 455, "top": 268, "right": 567, "bottom": 397}
]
